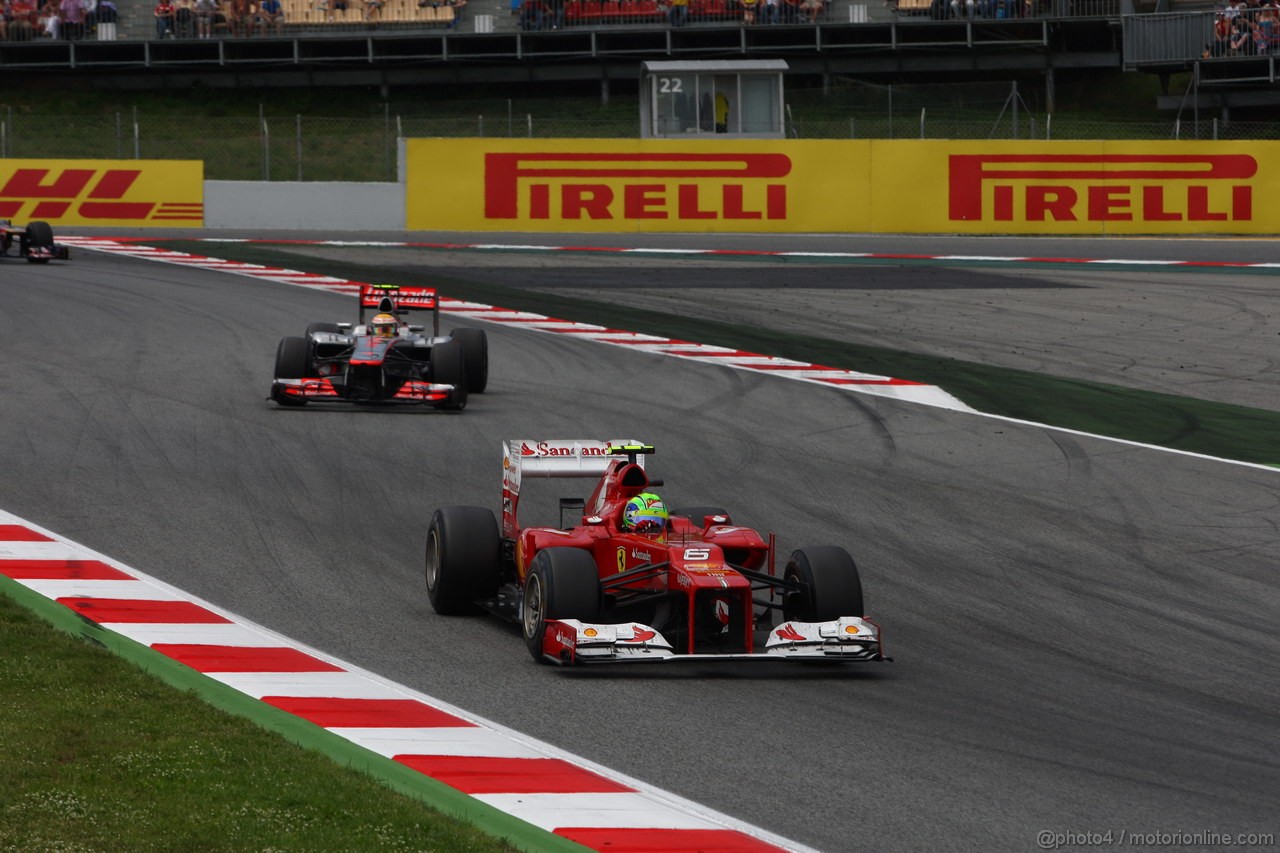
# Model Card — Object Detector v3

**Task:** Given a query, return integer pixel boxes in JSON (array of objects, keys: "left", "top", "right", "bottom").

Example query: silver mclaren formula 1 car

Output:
[{"left": 269, "top": 283, "right": 488, "bottom": 410}]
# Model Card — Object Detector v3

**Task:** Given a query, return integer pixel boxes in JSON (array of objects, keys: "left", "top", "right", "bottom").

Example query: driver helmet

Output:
[
  {"left": 370, "top": 313, "right": 398, "bottom": 338},
  {"left": 623, "top": 493, "right": 669, "bottom": 536}
]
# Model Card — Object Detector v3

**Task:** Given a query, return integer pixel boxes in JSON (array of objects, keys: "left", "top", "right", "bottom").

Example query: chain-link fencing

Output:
[{"left": 3, "top": 82, "right": 1276, "bottom": 181}]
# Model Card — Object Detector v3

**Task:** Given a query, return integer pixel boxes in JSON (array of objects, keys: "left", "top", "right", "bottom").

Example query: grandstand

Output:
[{"left": 0, "top": 0, "right": 1275, "bottom": 114}]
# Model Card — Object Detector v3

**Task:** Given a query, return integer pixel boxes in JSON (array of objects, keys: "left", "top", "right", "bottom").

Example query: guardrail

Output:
[
  {"left": 1124, "top": 10, "right": 1213, "bottom": 62},
  {"left": 1124, "top": 9, "right": 1280, "bottom": 66}
]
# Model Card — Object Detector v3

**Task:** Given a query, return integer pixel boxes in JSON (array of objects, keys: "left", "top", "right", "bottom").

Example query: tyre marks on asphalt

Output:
[{"left": 59, "top": 236, "right": 973, "bottom": 413}]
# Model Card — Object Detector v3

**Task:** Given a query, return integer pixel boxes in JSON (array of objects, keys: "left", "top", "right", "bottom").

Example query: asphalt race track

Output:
[{"left": 2, "top": 237, "right": 1278, "bottom": 852}]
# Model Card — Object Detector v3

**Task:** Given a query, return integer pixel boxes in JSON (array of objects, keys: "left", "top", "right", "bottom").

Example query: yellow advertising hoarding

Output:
[
  {"left": 406, "top": 138, "right": 1280, "bottom": 235},
  {"left": 870, "top": 140, "right": 1271, "bottom": 235},
  {"left": 0, "top": 159, "right": 204, "bottom": 227},
  {"left": 406, "top": 138, "right": 868, "bottom": 234}
]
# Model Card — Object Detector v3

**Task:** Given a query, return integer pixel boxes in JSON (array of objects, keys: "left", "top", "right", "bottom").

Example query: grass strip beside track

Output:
[
  {"left": 0, "top": 577, "right": 581, "bottom": 853},
  {"left": 170, "top": 240, "right": 1280, "bottom": 468}
]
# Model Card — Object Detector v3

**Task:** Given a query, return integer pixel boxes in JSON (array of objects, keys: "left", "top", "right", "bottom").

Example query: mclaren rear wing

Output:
[{"left": 359, "top": 283, "right": 439, "bottom": 335}]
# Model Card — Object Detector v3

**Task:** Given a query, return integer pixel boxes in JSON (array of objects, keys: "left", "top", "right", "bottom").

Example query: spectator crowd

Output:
[
  {"left": 1204, "top": 0, "right": 1280, "bottom": 56},
  {"left": 516, "top": 0, "right": 826, "bottom": 29},
  {"left": 2, "top": 0, "right": 117, "bottom": 39},
  {"left": 153, "top": 0, "right": 287, "bottom": 36}
]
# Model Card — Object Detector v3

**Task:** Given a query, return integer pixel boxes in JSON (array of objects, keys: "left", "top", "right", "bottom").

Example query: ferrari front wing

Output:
[{"left": 538, "top": 616, "right": 886, "bottom": 665}]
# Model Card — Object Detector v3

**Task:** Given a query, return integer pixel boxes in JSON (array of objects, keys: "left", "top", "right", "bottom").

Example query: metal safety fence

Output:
[{"left": 1, "top": 93, "right": 1276, "bottom": 182}]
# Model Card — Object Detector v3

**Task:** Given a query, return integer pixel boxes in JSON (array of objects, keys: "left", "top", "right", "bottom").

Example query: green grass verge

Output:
[
  {"left": 0, "top": 578, "right": 585, "bottom": 853},
  {"left": 173, "top": 240, "right": 1280, "bottom": 468}
]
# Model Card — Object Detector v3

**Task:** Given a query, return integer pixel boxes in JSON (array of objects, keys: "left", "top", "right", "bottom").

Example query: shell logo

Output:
[
  {"left": 584, "top": 628, "right": 598, "bottom": 638},
  {"left": 844, "top": 624, "right": 861, "bottom": 635}
]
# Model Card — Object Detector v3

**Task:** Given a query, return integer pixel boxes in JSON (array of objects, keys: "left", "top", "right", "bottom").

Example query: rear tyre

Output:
[
  {"left": 523, "top": 548, "right": 600, "bottom": 663},
  {"left": 783, "top": 546, "right": 864, "bottom": 622},
  {"left": 272, "top": 336, "right": 311, "bottom": 407},
  {"left": 449, "top": 328, "right": 488, "bottom": 393},
  {"left": 425, "top": 506, "right": 501, "bottom": 615},
  {"left": 431, "top": 339, "right": 467, "bottom": 410}
]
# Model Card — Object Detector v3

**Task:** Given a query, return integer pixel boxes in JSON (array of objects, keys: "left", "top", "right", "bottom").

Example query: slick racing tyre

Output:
[
  {"left": 424, "top": 506, "right": 501, "bottom": 615},
  {"left": 271, "top": 336, "right": 310, "bottom": 407},
  {"left": 783, "top": 546, "right": 864, "bottom": 623},
  {"left": 449, "top": 328, "right": 488, "bottom": 394},
  {"left": 673, "top": 506, "right": 731, "bottom": 528},
  {"left": 523, "top": 548, "right": 600, "bottom": 664},
  {"left": 430, "top": 339, "right": 468, "bottom": 411},
  {"left": 25, "top": 221, "right": 54, "bottom": 247},
  {"left": 23, "top": 221, "right": 54, "bottom": 264}
]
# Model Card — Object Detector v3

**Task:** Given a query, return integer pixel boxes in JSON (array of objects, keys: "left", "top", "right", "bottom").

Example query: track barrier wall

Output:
[
  {"left": 406, "top": 139, "right": 1280, "bottom": 236},
  {"left": 8, "top": 140, "right": 1278, "bottom": 234},
  {"left": 0, "top": 159, "right": 204, "bottom": 227}
]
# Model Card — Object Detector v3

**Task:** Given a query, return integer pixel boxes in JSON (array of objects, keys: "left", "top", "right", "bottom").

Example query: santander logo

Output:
[{"left": 520, "top": 441, "right": 611, "bottom": 458}]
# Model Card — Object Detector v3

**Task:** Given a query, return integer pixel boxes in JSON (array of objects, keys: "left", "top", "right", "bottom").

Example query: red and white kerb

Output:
[
  {"left": 0, "top": 513, "right": 815, "bottom": 853},
  {"left": 59, "top": 236, "right": 973, "bottom": 413}
]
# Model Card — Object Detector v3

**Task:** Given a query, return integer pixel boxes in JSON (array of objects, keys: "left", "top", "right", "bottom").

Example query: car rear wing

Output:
[
  {"left": 502, "top": 440, "right": 647, "bottom": 538},
  {"left": 359, "top": 283, "right": 439, "bottom": 335}
]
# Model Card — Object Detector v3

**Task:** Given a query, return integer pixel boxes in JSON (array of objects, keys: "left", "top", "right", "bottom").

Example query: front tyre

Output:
[
  {"left": 425, "top": 507, "right": 501, "bottom": 615},
  {"left": 523, "top": 547, "right": 600, "bottom": 663},
  {"left": 23, "top": 221, "right": 53, "bottom": 263},
  {"left": 25, "top": 221, "right": 54, "bottom": 248},
  {"left": 430, "top": 338, "right": 467, "bottom": 410},
  {"left": 783, "top": 546, "right": 864, "bottom": 623},
  {"left": 271, "top": 336, "right": 311, "bottom": 407},
  {"left": 449, "top": 328, "right": 488, "bottom": 393},
  {"left": 274, "top": 336, "right": 309, "bottom": 378}
]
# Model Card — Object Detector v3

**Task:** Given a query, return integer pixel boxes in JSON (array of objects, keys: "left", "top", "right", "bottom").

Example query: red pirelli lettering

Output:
[
  {"left": 485, "top": 152, "right": 791, "bottom": 221},
  {"left": 949, "top": 154, "right": 1258, "bottom": 223}
]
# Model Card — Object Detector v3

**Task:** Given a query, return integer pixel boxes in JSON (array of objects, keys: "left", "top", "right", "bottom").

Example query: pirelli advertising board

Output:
[
  {"left": 0, "top": 159, "right": 204, "bottom": 227},
  {"left": 406, "top": 139, "right": 1278, "bottom": 235}
]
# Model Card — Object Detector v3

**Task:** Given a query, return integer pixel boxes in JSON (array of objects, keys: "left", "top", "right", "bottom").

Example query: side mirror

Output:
[{"left": 559, "top": 498, "right": 585, "bottom": 529}]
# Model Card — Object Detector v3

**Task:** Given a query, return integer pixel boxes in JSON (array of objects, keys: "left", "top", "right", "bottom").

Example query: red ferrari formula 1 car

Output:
[
  {"left": 425, "top": 440, "right": 886, "bottom": 666},
  {"left": 270, "top": 283, "right": 487, "bottom": 409},
  {"left": 0, "top": 220, "right": 70, "bottom": 263}
]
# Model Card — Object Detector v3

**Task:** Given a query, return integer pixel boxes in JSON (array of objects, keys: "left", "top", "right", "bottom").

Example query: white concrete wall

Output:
[{"left": 204, "top": 181, "right": 404, "bottom": 230}]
